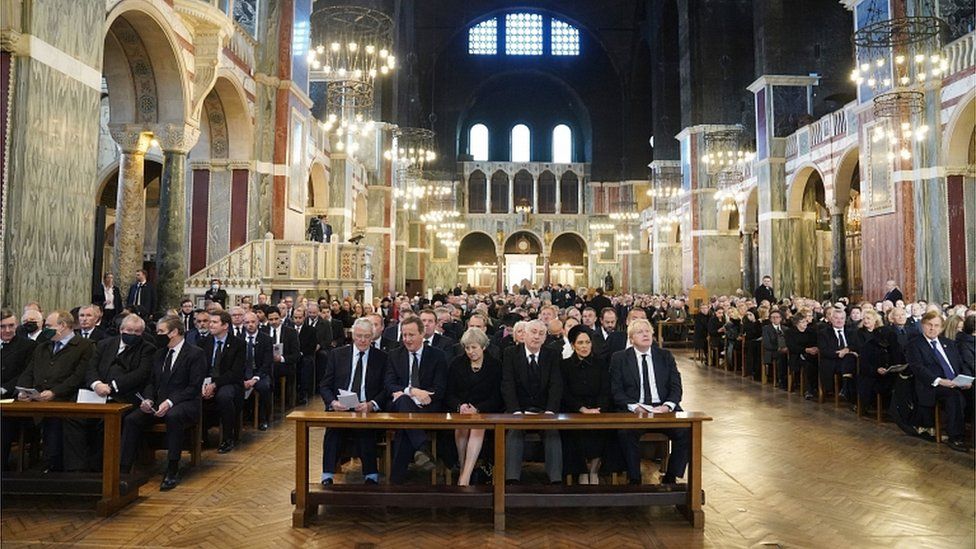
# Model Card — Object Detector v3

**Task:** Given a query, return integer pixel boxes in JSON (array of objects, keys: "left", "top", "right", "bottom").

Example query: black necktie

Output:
[
  {"left": 642, "top": 354, "right": 653, "bottom": 405},
  {"left": 837, "top": 329, "right": 846, "bottom": 348},
  {"left": 135, "top": 284, "right": 142, "bottom": 306},
  {"left": 271, "top": 328, "right": 278, "bottom": 342},
  {"left": 246, "top": 336, "right": 255, "bottom": 378},
  {"left": 165, "top": 349, "right": 174, "bottom": 373},
  {"left": 351, "top": 351, "right": 364, "bottom": 400},
  {"left": 410, "top": 352, "right": 419, "bottom": 387},
  {"left": 212, "top": 341, "right": 224, "bottom": 374}
]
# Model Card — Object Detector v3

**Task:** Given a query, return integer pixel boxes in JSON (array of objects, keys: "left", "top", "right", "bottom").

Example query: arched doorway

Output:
[
  {"left": 789, "top": 167, "right": 831, "bottom": 299},
  {"left": 307, "top": 162, "right": 329, "bottom": 214},
  {"left": 834, "top": 147, "right": 862, "bottom": 299},
  {"left": 942, "top": 91, "right": 976, "bottom": 303},
  {"left": 550, "top": 233, "right": 587, "bottom": 288},
  {"left": 503, "top": 231, "right": 543, "bottom": 292},
  {"left": 457, "top": 232, "right": 497, "bottom": 292}
]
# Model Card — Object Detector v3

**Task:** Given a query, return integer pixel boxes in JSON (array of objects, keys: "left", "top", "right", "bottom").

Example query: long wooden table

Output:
[
  {"left": 0, "top": 401, "right": 141, "bottom": 516},
  {"left": 288, "top": 411, "right": 711, "bottom": 531}
]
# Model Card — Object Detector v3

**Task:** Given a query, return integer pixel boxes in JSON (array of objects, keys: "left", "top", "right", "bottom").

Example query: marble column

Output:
[
  {"left": 829, "top": 211, "right": 848, "bottom": 300},
  {"left": 108, "top": 127, "right": 151, "bottom": 298},
  {"left": 741, "top": 228, "right": 755, "bottom": 295},
  {"left": 496, "top": 255, "right": 505, "bottom": 294},
  {"left": 543, "top": 256, "right": 551, "bottom": 286},
  {"left": 154, "top": 123, "right": 199, "bottom": 312}
]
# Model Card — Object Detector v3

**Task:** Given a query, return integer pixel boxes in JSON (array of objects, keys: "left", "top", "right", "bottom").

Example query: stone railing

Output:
[
  {"left": 184, "top": 236, "right": 373, "bottom": 300},
  {"left": 944, "top": 31, "right": 975, "bottom": 78},
  {"left": 228, "top": 22, "right": 257, "bottom": 70},
  {"left": 785, "top": 132, "right": 798, "bottom": 159}
]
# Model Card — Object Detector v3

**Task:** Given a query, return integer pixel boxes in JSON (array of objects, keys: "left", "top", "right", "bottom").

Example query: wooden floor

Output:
[{"left": 2, "top": 351, "right": 973, "bottom": 548}]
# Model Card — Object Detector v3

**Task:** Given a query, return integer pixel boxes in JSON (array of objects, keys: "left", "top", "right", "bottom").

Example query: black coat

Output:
[
  {"left": 446, "top": 354, "right": 503, "bottom": 413},
  {"left": 125, "top": 282, "right": 157, "bottom": 317},
  {"left": 906, "top": 336, "right": 969, "bottom": 407},
  {"left": 384, "top": 345, "right": 448, "bottom": 411},
  {"left": 817, "top": 324, "right": 861, "bottom": 371},
  {"left": 500, "top": 344, "right": 562, "bottom": 413},
  {"left": 561, "top": 354, "right": 610, "bottom": 412},
  {"left": 754, "top": 284, "right": 776, "bottom": 304},
  {"left": 92, "top": 285, "right": 123, "bottom": 315},
  {"left": 319, "top": 344, "right": 388, "bottom": 409},
  {"left": 1, "top": 335, "right": 36, "bottom": 396},
  {"left": 241, "top": 331, "right": 274, "bottom": 380},
  {"left": 199, "top": 335, "right": 245, "bottom": 388},
  {"left": 204, "top": 287, "right": 228, "bottom": 308},
  {"left": 142, "top": 342, "right": 207, "bottom": 406},
  {"left": 263, "top": 324, "right": 301, "bottom": 367},
  {"left": 84, "top": 336, "right": 155, "bottom": 404},
  {"left": 956, "top": 332, "right": 975, "bottom": 376},
  {"left": 75, "top": 326, "right": 109, "bottom": 343},
  {"left": 17, "top": 335, "right": 95, "bottom": 400},
  {"left": 608, "top": 346, "right": 683, "bottom": 411},
  {"left": 785, "top": 326, "right": 818, "bottom": 371}
]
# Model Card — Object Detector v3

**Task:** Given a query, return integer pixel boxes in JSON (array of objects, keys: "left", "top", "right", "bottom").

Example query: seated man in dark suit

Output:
[
  {"left": 761, "top": 310, "right": 789, "bottom": 388},
  {"left": 319, "top": 318, "right": 388, "bottom": 485},
  {"left": 0, "top": 308, "right": 37, "bottom": 470},
  {"left": 501, "top": 319, "right": 563, "bottom": 484},
  {"left": 419, "top": 308, "right": 456, "bottom": 353},
  {"left": 605, "top": 308, "right": 648, "bottom": 357},
  {"left": 906, "top": 311, "right": 973, "bottom": 452},
  {"left": 184, "top": 309, "right": 210, "bottom": 348},
  {"left": 120, "top": 316, "right": 206, "bottom": 490},
  {"left": 64, "top": 313, "right": 154, "bottom": 471},
  {"left": 241, "top": 311, "right": 274, "bottom": 430},
  {"left": 14, "top": 310, "right": 95, "bottom": 471},
  {"left": 200, "top": 311, "right": 245, "bottom": 453},
  {"left": 75, "top": 304, "right": 108, "bottom": 342},
  {"left": 384, "top": 316, "right": 448, "bottom": 484},
  {"left": 610, "top": 319, "right": 689, "bottom": 485},
  {"left": 817, "top": 307, "right": 860, "bottom": 401}
]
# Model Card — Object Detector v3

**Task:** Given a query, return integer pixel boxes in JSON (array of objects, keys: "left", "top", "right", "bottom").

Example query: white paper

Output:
[
  {"left": 244, "top": 387, "right": 254, "bottom": 400},
  {"left": 14, "top": 386, "right": 39, "bottom": 400},
  {"left": 202, "top": 376, "right": 213, "bottom": 390},
  {"left": 337, "top": 389, "right": 360, "bottom": 409},
  {"left": 951, "top": 374, "right": 975, "bottom": 387},
  {"left": 636, "top": 403, "right": 656, "bottom": 414},
  {"left": 77, "top": 389, "right": 107, "bottom": 404}
]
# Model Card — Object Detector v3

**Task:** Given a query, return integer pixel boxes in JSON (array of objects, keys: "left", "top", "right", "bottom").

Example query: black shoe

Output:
[
  {"left": 321, "top": 478, "right": 334, "bottom": 486},
  {"left": 948, "top": 440, "right": 969, "bottom": 453},
  {"left": 364, "top": 478, "right": 378, "bottom": 485},
  {"left": 804, "top": 392, "right": 814, "bottom": 400},
  {"left": 661, "top": 474, "right": 677, "bottom": 485},
  {"left": 913, "top": 431, "right": 936, "bottom": 442},
  {"left": 160, "top": 471, "right": 180, "bottom": 491},
  {"left": 217, "top": 440, "right": 235, "bottom": 454},
  {"left": 258, "top": 422, "right": 269, "bottom": 431},
  {"left": 296, "top": 397, "right": 308, "bottom": 406},
  {"left": 838, "top": 390, "right": 848, "bottom": 400}
]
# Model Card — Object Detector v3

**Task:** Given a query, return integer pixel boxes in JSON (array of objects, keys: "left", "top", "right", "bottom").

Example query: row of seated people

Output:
[
  {"left": 695, "top": 298, "right": 974, "bottom": 452},
  {"left": 319, "top": 314, "right": 690, "bottom": 487}
]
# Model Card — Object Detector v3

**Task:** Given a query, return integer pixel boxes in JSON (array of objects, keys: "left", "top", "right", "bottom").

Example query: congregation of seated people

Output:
[{"left": 2, "top": 273, "right": 972, "bottom": 495}]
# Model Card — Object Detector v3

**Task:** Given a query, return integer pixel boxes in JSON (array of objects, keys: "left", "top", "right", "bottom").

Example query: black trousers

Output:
[
  {"left": 204, "top": 385, "right": 241, "bottom": 442},
  {"left": 63, "top": 407, "right": 137, "bottom": 472},
  {"left": 322, "top": 429, "right": 379, "bottom": 476},
  {"left": 298, "top": 356, "right": 315, "bottom": 399},
  {"left": 120, "top": 400, "right": 200, "bottom": 468},
  {"left": 931, "top": 386, "right": 967, "bottom": 439},
  {"left": 389, "top": 396, "right": 435, "bottom": 484},
  {"left": 252, "top": 377, "right": 272, "bottom": 422},
  {"left": 617, "top": 427, "right": 689, "bottom": 482},
  {"left": 820, "top": 357, "right": 856, "bottom": 395}
]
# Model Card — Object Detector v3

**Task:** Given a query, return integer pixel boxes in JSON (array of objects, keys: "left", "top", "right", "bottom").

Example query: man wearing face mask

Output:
[
  {"left": 18, "top": 309, "right": 47, "bottom": 343},
  {"left": 121, "top": 316, "right": 206, "bottom": 490},
  {"left": 63, "top": 314, "right": 155, "bottom": 472},
  {"left": 15, "top": 310, "right": 95, "bottom": 471},
  {"left": 205, "top": 279, "right": 228, "bottom": 309}
]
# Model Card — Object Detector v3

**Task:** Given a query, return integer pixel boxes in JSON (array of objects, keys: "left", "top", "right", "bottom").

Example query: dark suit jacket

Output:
[
  {"left": 84, "top": 336, "right": 155, "bottom": 404},
  {"left": 906, "top": 336, "right": 970, "bottom": 407},
  {"left": 501, "top": 344, "right": 562, "bottom": 413},
  {"left": 143, "top": 342, "right": 206, "bottom": 406},
  {"left": 817, "top": 324, "right": 861, "bottom": 370},
  {"left": 426, "top": 333, "right": 455, "bottom": 353},
  {"left": 381, "top": 324, "right": 401, "bottom": 351},
  {"left": 17, "top": 335, "right": 95, "bottom": 400},
  {"left": 2, "top": 336, "right": 36, "bottom": 395},
  {"left": 296, "top": 324, "right": 319, "bottom": 357},
  {"left": 589, "top": 295, "right": 612, "bottom": 315},
  {"left": 306, "top": 318, "right": 333, "bottom": 350},
  {"left": 384, "top": 345, "right": 448, "bottom": 411},
  {"left": 754, "top": 284, "right": 776, "bottom": 304},
  {"left": 882, "top": 288, "right": 903, "bottom": 303},
  {"left": 204, "top": 287, "right": 228, "bottom": 308},
  {"left": 264, "top": 324, "right": 301, "bottom": 368},
  {"left": 956, "top": 332, "right": 975, "bottom": 376},
  {"left": 319, "top": 344, "right": 388, "bottom": 409},
  {"left": 330, "top": 319, "right": 345, "bottom": 347},
  {"left": 92, "top": 285, "right": 123, "bottom": 315},
  {"left": 200, "top": 335, "right": 245, "bottom": 388},
  {"left": 609, "top": 346, "right": 683, "bottom": 411},
  {"left": 603, "top": 331, "right": 629, "bottom": 358},
  {"left": 446, "top": 354, "right": 503, "bottom": 413},
  {"left": 75, "top": 326, "right": 108, "bottom": 343},
  {"left": 761, "top": 324, "right": 787, "bottom": 364},
  {"left": 126, "top": 282, "right": 157, "bottom": 316},
  {"left": 241, "top": 331, "right": 274, "bottom": 380}
]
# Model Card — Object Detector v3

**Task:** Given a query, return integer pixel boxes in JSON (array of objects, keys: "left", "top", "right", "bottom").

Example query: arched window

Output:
[
  {"left": 468, "top": 170, "right": 487, "bottom": 213},
  {"left": 538, "top": 171, "right": 556, "bottom": 214},
  {"left": 560, "top": 171, "right": 579, "bottom": 214},
  {"left": 505, "top": 13, "right": 543, "bottom": 55},
  {"left": 514, "top": 169, "right": 533, "bottom": 209},
  {"left": 469, "top": 124, "right": 489, "bottom": 161},
  {"left": 467, "top": 13, "right": 580, "bottom": 57},
  {"left": 468, "top": 18, "right": 498, "bottom": 55},
  {"left": 511, "top": 124, "right": 530, "bottom": 162},
  {"left": 490, "top": 171, "right": 509, "bottom": 213},
  {"left": 552, "top": 124, "right": 572, "bottom": 163}
]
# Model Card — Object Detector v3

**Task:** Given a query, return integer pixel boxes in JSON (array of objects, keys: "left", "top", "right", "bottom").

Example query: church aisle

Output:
[{"left": 1, "top": 351, "right": 972, "bottom": 548}]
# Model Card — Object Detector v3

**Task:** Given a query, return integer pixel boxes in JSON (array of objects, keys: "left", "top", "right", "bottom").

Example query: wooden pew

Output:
[
  {"left": 287, "top": 411, "right": 712, "bottom": 532},
  {"left": 0, "top": 401, "right": 146, "bottom": 517}
]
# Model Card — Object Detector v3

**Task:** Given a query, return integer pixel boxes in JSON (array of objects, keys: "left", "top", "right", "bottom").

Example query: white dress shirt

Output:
[{"left": 628, "top": 347, "right": 675, "bottom": 412}]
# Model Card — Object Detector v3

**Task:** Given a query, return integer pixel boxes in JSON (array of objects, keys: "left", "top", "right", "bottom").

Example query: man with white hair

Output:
[
  {"left": 18, "top": 309, "right": 46, "bottom": 342},
  {"left": 501, "top": 319, "right": 563, "bottom": 484}
]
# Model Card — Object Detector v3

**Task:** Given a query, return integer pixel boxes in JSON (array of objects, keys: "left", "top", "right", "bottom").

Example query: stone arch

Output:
[
  {"left": 550, "top": 232, "right": 586, "bottom": 264},
  {"left": 787, "top": 164, "right": 826, "bottom": 214},
  {"left": 307, "top": 161, "right": 329, "bottom": 212},
  {"left": 504, "top": 230, "right": 544, "bottom": 254},
  {"left": 354, "top": 192, "right": 368, "bottom": 229},
  {"left": 103, "top": 2, "right": 189, "bottom": 125},
  {"left": 490, "top": 169, "right": 509, "bottom": 213},
  {"left": 833, "top": 146, "right": 860, "bottom": 211},
  {"left": 742, "top": 185, "right": 759, "bottom": 230},
  {"left": 210, "top": 74, "right": 253, "bottom": 160},
  {"left": 943, "top": 89, "right": 976, "bottom": 171},
  {"left": 467, "top": 169, "right": 487, "bottom": 213},
  {"left": 458, "top": 231, "right": 499, "bottom": 264}
]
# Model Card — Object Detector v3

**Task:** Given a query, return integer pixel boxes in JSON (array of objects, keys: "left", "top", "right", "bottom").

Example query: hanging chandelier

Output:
[
  {"left": 309, "top": 6, "right": 396, "bottom": 152},
  {"left": 420, "top": 185, "right": 463, "bottom": 253},
  {"left": 850, "top": 6, "right": 947, "bottom": 161},
  {"left": 646, "top": 163, "right": 684, "bottom": 201},
  {"left": 609, "top": 199, "right": 640, "bottom": 223},
  {"left": 386, "top": 127, "right": 441, "bottom": 210},
  {"left": 701, "top": 128, "right": 755, "bottom": 175}
]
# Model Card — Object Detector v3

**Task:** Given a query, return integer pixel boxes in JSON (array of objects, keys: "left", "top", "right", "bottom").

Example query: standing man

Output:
[
  {"left": 609, "top": 319, "right": 688, "bottom": 485},
  {"left": 126, "top": 269, "right": 157, "bottom": 319},
  {"left": 882, "top": 280, "right": 903, "bottom": 304},
  {"left": 754, "top": 275, "right": 776, "bottom": 305},
  {"left": 321, "top": 215, "right": 333, "bottom": 243},
  {"left": 501, "top": 319, "right": 563, "bottom": 484},
  {"left": 384, "top": 317, "right": 448, "bottom": 484},
  {"left": 120, "top": 316, "right": 206, "bottom": 490},
  {"left": 93, "top": 273, "right": 123, "bottom": 326},
  {"left": 200, "top": 311, "right": 245, "bottom": 453},
  {"left": 319, "top": 318, "right": 388, "bottom": 485},
  {"left": 205, "top": 279, "right": 228, "bottom": 309}
]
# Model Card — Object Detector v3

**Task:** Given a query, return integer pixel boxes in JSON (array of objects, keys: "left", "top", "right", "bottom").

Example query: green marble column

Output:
[
  {"left": 829, "top": 212, "right": 847, "bottom": 300},
  {"left": 742, "top": 229, "right": 755, "bottom": 294},
  {"left": 108, "top": 127, "right": 151, "bottom": 298},
  {"left": 156, "top": 149, "right": 187, "bottom": 312}
]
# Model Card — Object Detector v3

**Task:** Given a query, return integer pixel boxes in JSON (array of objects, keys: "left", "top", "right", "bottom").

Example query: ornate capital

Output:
[
  {"left": 152, "top": 122, "right": 201, "bottom": 153},
  {"left": 190, "top": 30, "right": 225, "bottom": 119},
  {"left": 108, "top": 124, "right": 152, "bottom": 154}
]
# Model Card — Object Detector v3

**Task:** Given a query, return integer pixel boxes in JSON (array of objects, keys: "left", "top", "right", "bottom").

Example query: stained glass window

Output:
[
  {"left": 550, "top": 19, "right": 579, "bottom": 56},
  {"left": 505, "top": 13, "right": 543, "bottom": 55},
  {"left": 468, "top": 18, "right": 497, "bottom": 55}
]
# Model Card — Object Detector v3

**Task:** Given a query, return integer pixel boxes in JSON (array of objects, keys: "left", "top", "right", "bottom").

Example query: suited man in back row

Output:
[
  {"left": 126, "top": 269, "right": 157, "bottom": 319},
  {"left": 610, "top": 319, "right": 689, "bottom": 485},
  {"left": 906, "top": 311, "right": 972, "bottom": 452}
]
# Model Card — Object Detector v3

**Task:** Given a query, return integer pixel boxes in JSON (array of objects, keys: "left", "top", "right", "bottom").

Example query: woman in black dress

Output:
[
  {"left": 561, "top": 325, "right": 610, "bottom": 485},
  {"left": 785, "top": 310, "right": 819, "bottom": 399},
  {"left": 446, "top": 328, "right": 502, "bottom": 486}
]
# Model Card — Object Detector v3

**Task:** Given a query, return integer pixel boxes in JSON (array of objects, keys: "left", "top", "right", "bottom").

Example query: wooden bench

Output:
[
  {"left": 287, "top": 411, "right": 711, "bottom": 532},
  {"left": 0, "top": 401, "right": 145, "bottom": 516}
]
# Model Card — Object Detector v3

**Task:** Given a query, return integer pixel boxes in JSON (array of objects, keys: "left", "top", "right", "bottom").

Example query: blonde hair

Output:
[{"left": 861, "top": 308, "right": 883, "bottom": 330}]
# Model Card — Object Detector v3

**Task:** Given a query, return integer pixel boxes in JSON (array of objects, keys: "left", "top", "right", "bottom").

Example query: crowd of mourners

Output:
[{"left": 1, "top": 271, "right": 972, "bottom": 492}]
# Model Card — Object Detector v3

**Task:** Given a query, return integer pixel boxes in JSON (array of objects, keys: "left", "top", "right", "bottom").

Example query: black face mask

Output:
[
  {"left": 121, "top": 333, "right": 141, "bottom": 346},
  {"left": 22, "top": 321, "right": 38, "bottom": 333},
  {"left": 156, "top": 334, "right": 171, "bottom": 348}
]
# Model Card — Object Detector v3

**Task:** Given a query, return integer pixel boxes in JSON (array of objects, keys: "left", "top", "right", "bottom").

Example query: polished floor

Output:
[{"left": 2, "top": 350, "right": 973, "bottom": 548}]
